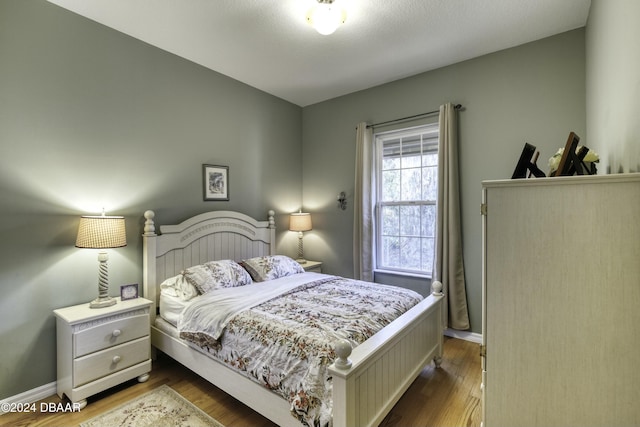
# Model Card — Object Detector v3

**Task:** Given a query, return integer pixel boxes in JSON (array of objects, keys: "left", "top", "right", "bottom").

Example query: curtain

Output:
[
  {"left": 353, "top": 122, "right": 374, "bottom": 281},
  {"left": 433, "top": 103, "right": 470, "bottom": 330}
]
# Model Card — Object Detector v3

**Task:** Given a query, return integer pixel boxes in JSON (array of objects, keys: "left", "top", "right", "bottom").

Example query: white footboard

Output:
[{"left": 329, "top": 293, "right": 443, "bottom": 427}]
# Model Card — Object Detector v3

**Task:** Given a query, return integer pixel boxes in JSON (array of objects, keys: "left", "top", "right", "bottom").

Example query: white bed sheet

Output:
[{"left": 159, "top": 291, "right": 192, "bottom": 327}]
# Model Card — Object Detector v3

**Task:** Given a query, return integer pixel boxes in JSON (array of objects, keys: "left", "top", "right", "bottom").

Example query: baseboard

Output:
[
  {"left": 0, "top": 381, "right": 57, "bottom": 414},
  {"left": 444, "top": 328, "right": 483, "bottom": 344}
]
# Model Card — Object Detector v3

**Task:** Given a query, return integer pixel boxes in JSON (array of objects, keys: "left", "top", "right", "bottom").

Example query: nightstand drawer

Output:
[
  {"left": 73, "top": 336, "right": 150, "bottom": 387},
  {"left": 74, "top": 314, "right": 149, "bottom": 357}
]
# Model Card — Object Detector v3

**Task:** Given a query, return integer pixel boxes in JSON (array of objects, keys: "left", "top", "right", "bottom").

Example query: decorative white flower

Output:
[{"left": 549, "top": 146, "right": 599, "bottom": 174}]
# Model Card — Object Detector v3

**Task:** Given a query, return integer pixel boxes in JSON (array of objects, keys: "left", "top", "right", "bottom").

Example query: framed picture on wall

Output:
[{"left": 203, "top": 164, "right": 229, "bottom": 201}]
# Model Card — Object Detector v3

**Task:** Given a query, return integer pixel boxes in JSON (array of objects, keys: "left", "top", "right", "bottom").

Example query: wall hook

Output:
[{"left": 337, "top": 191, "right": 347, "bottom": 210}]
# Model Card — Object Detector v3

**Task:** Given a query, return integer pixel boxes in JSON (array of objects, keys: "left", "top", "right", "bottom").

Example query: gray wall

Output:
[
  {"left": 301, "top": 29, "right": 587, "bottom": 335},
  {"left": 586, "top": 0, "right": 640, "bottom": 173},
  {"left": 0, "top": 0, "right": 302, "bottom": 399}
]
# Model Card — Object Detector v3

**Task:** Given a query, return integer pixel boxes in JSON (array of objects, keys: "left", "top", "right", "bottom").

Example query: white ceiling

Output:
[{"left": 47, "top": 0, "right": 591, "bottom": 107}]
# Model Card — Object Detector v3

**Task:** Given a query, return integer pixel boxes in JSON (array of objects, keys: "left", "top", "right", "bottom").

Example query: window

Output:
[{"left": 375, "top": 124, "right": 438, "bottom": 276}]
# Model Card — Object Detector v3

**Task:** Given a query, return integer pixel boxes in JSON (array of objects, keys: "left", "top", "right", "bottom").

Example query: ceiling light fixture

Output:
[{"left": 306, "top": 0, "right": 347, "bottom": 35}]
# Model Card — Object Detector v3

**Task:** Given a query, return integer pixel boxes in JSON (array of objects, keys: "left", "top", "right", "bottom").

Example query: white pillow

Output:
[{"left": 160, "top": 274, "right": 200, "bottom": 301}]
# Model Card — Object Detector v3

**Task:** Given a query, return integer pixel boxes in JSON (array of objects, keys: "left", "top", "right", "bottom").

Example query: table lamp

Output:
[
  {"left": 289, "top": 211, "right": 312, "bottom": 264},
  {"left": 76, "top": 213, "right": 127, "bottom": 308}
]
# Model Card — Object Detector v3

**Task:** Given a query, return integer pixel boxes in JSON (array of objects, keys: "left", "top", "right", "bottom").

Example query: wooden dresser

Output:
[
  {"left": 54, "top": 297, "right": 152, "bottom": 408},
  {"left": 481, "top": 174, "right": 640, "bottom": 427}
]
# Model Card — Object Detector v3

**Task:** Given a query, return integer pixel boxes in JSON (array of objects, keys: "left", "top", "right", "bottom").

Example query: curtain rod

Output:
[{"left": 366, "top": 103, "right": 462, "bottom": 129}]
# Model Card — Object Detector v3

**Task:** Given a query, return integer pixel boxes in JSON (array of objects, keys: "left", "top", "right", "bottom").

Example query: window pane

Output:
[
  {"left": 421, "top": 237, "right": 434, "bottom": 273},
  {"left": 381, "top": 170, "right": 400, "bottom": 201},
  {"left": 400, "top": 135, "right": 422, "bottom": 158},
  {"left": 381, "top": 206, "right": 399, "bottom": 235},
  {"left": 422, "top": 166, "right": 437, "bottom": 200},
  {"left": 401, "top": 153, "right": 421, "bottom": 168},
  {"left": 401, "top": 168, "right": 421, "bottom": 201},
  {"left": 383, "top": 139, "right": 401, "bottom": 170},
  {"left": 421, "top": 205, "right": 436, "bottom": 237},
  {"left": 381, "top": 236, "right": 400, "bottom": 268},
  {"left": 400, "top": 205, "right": 420, "bottom": 236},
  {"left": 423, "top": 151, "right": 438, "bottom": 167},
  {"left": 400, "top": 237, "right": 421, "bottom": 270}
]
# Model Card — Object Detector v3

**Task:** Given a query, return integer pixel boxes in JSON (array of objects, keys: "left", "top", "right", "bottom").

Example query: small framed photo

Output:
[
  {"left": 203, "top": 164, "right": 229, "bottom": 201},
  {"left": 554, "top": 132, "right": 581, "bottom": 176},
  {"left": 120, "top": 283, "right": 139, "bottom": 300}
]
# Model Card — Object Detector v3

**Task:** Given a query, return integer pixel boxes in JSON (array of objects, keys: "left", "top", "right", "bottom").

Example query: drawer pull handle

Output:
[
  {"left": 112, "top": 355, "right": 121, "bottom": 364},
  {"left": 112, "top": 329, "right": 121, "bottom": 337}
]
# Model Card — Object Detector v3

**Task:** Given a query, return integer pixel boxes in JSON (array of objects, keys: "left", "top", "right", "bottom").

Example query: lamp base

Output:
[
  {"left": 90, "top": 295, "right": 117, "bottom": 309},
  {"left": 296, "top": 258, "right": 307, "bottom": 264}
]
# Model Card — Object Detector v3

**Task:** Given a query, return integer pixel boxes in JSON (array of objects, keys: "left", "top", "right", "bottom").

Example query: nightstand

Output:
[
  {"left": 300, "top": 260, "right": 323, "bottom": 273},
  {"left": 54, "top": 297, "right": 152, "bottom": 408}
]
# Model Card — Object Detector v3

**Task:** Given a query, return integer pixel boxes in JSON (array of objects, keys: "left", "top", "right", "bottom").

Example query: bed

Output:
[{"left": 142, "top": 209, "right": 444, "bottom": 427}]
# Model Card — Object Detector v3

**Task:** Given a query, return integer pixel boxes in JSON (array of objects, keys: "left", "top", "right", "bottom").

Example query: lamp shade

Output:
[
  {"left": 76, "top": 215, "right": 127, "bottom": 249},
  {"left": 289, "top": 212, "right": 312, "bottom": 232}
]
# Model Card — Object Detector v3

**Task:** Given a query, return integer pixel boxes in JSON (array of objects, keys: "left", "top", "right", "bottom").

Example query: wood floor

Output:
[{"left": 0, "top": 337, "right": 481, "bottom": 427}]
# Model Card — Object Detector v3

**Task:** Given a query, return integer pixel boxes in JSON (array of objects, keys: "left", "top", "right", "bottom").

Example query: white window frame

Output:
[{"left": 374, "top": 123, "right": 439, "bottom": 277}]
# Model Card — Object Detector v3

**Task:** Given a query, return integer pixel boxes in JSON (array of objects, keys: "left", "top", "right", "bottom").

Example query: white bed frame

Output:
[{"left": 142, "top": 209, "right": 444, "bottom": 427}]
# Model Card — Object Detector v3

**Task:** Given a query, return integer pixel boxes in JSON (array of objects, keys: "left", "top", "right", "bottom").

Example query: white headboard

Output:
[{"left": 142, "top": 209, "right": 276, "bottom": 320}]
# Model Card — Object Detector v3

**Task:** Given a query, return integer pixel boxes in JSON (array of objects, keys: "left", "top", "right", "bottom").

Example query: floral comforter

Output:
[{"left": 178, "top": 272, "right": 422, "bottom": 427}]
